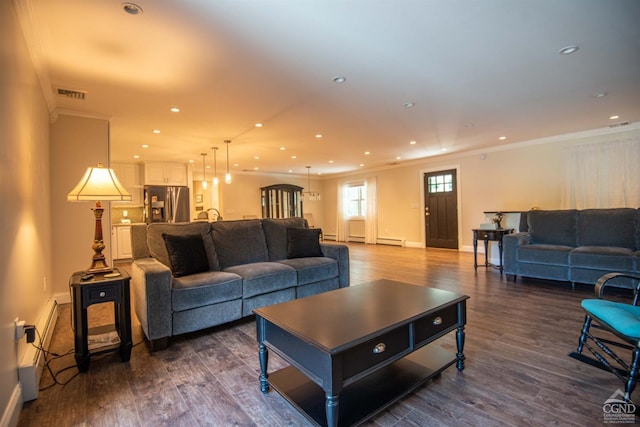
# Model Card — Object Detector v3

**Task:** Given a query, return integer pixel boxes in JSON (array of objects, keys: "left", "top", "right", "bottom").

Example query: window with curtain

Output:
[
  {"left": 562, "top": 137, "right": 640, "bottom": 209},
  {"left": 346, "top": 183, "right": 366, "bottom": 218}
]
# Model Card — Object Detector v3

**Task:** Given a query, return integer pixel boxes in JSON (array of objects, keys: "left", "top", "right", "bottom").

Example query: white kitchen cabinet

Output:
[
  {"left": 112, "top": 225, "right": 132, "bottom": 259},
  {"left": 143, "top": 162, "right": 187, "bottom": 186},
  {"left": 111, "top": 163, "right": 142, "bottom": 205}
]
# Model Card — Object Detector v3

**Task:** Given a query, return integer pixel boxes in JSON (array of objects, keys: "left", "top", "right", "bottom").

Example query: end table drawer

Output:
[
  {"left": 414, "top": 305, "right": 458, "bottom": 345},
  {"left": 86, "top": 286, "right": 119, "bottom": 304},
  {"left": 341, "top": 325, "right": 411, "bottom": 380}
]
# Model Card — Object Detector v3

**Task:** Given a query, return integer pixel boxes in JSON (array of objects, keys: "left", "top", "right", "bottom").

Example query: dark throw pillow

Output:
[
  {"left": 287, "top": 228, "right": 323, "bottom": 259},
  {"left": 162, "top": 233, "right": 209, "bottom": 277}
]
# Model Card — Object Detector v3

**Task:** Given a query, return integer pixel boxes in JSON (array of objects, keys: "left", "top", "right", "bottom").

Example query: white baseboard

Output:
[
  {"left": 54, "top": 290, "right": 71, "bottom": 305},
  {"left": 19, "top": 299, "right": 58, "bottom": 401},
  {"left": 0, "top": 383, "right": 22, "bottom": 427}
]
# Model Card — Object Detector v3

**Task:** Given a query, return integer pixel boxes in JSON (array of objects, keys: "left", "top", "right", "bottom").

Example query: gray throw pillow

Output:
[
  {"left": 287, "top": 228, "right": 323, "bottom": 258},
  {"left": 162, "top": 233, "right": 209, "bottom": 277}
]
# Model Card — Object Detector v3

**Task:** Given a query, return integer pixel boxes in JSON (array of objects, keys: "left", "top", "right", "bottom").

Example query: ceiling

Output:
[{"left": 23, "top": 0, "right": 640, "bottom": 177}]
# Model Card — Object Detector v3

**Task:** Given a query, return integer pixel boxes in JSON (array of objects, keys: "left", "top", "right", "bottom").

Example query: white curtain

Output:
[
  {"left": 562, "top": 137, "right": 640, "bottom": 209},
  {"left": 364, "top": 176, "right": 378, "bottom": 244},
  {"left": 335, "top": 181, "right": 347, "bottom": 242}
]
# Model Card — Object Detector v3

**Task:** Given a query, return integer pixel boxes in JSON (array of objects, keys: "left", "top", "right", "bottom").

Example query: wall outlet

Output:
[{"left": 15, "top": 318, "right": 26, "bottom": 341}]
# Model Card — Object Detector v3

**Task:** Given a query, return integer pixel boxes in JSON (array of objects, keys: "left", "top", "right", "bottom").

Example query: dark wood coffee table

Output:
[{"left": 254, "top": 279, "right": 469, "bottom": 427}]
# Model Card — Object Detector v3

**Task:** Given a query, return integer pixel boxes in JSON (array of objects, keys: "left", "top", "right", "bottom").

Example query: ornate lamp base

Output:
[{"left": 87, "top": 203, "right": 113, "bottom": 274}]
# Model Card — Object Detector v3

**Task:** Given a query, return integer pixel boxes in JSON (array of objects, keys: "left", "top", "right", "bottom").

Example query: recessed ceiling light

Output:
[
  {"left": 254, "top": 156, "right": 260, "bottom": 160},
  {"left": 441, "top": 148, "right": 447, "bottom": 152},
  {"left": 404, "top": 102, "right": 415, "bottom": 108},
  {"left": 592, "top": 92, "right": 608, "bottom": 98},
  {"left": 170, "top": 107, "right": 180, "bottom": 113},
  {"left": 188, "top": 159, "right": 194, "bottom": 163},
  {"left": 329, "top": 160, "right": 334, "bottom": 163},
  {"left": 255, "top": 123, "right": 263, "bottom": 127},
  {"left": 610, "top": 115, "right": 620, "bottom": 120},
  {"left": 152, "top": 129, "right": 160, "bottom": 134},
  {"left": 396, "top": 156, "right": 401, "bottom": 160},
  {"left": 359, "top": 163, "right": 365, "bottom": 167},
  {"left": 333, "top": 76, "right": 346, "bottom": 84},
  {"left": 315, "top": 134, "right": 323, "bottom": 139},
  {"left": 133, "top": 155, "right": 140, "bottom": 159},
  {"left": 409, "top": 140, "right": 417, "bottom": 145},
  {"left": 291, "top": 156, "right": 297, "bottom": 159},
  {"left": 280, "top": 147, "right": 286, "bottom": 151},
  {"left": 288, "top": 169, "right": 293, "bottom": 173},
  {"left": 142, "top": 144, "right": 149, "bottom": 148},
  {"left": 233, "top": 163, "right": 239, "bottom": 167},
  {"left": 122, "top": 2, "right": 143, "bottom": 15},
  {"left": 499, "top": 136, "right": 507, "bottom": 141},
  {"left": 254, "top": 167, "right": 259, "bottom": 170},
  {"left": 364, "top": 151, "right": 370, "bottom": 155},
  {"left": 559, "top": 45, "right": 579, "bottom": 55}
]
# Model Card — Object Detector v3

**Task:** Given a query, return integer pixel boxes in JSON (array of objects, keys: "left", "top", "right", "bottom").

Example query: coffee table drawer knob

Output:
[
  {"left": 373, "top": 343, "right": 386, "bottom": 354},
  {"left": 433, "top": 316, "right": 442, "bottom": 325}
]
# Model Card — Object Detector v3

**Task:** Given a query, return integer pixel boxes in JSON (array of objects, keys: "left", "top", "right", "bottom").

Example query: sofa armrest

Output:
[
  {"left": 503, "top": 232, "right": 531, "bottom": 275},
  {"left": 320, "top": 243, "right": 350, "bottom": 288},
  {"left": 131, "top": 258, "right": 173, "bottom": 342}
]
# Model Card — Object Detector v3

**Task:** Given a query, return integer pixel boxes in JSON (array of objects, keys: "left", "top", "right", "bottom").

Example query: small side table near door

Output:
[
  {"left": 472, "top": 228, "right": 513, "bottom": 273},
  {"left": 69, "top": 268, "right": 132, "bottom": 372}
]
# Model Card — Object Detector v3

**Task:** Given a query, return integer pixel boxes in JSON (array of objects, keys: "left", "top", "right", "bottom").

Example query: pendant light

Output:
[
  {"left": 301, "top": 166, "right": 321, "bottom": 201},
  {"left": 224, "top": 140, "right": 232, "bottom": 184},
  {"left": 211, "top": 146, "right": 219, "bottom": 187},
  {"left": 201, "top": 153, "right": 208, "bottom": 190}
]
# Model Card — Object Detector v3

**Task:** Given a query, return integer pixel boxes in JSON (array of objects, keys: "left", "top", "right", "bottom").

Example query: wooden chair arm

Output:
[{"left": 595, "top": 272, "right": 640, "bottom": 301}]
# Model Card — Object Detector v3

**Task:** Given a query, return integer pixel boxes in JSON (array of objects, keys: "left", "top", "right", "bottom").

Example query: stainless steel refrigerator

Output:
[{"left": 144, "top": 185, "right": 190, "bottom": 223}]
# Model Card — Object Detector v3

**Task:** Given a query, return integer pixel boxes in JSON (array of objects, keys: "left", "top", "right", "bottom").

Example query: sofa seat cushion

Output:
[
  {"left": 171, "top": 271, "right": 242, "bottom": 312},
  {"left": 570, "top": 246, "right": 636, "bottom": 270},
  {"left": 211, "top": 220, "right": 269, "bottom": 268},
  {"left": 518, "top": 244, "right": 573, "bottom": 265},
  {"left": 225, "top": 262, "right": 297, "bottom": 298},
  {"left": 277, "top": 257, "right": 339, "bottom": 286}
]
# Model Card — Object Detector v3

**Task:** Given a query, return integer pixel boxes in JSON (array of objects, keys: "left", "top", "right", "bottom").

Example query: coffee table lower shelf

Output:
[{"left": 268, "top": 345, "right": 457, "bottom": 427}]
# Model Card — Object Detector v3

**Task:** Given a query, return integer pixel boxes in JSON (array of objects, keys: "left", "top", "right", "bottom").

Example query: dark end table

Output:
[
  {"left": 69, "top": 268, "right": 132, "bottom": 372},
  {"left": 472, "top": 228, "right": 513, "bottom": 273}
]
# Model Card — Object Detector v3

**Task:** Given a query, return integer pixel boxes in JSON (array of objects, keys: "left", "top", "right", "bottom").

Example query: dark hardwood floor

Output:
[{"left": 18, "top": 243, "right": 635, "bottom": 426}]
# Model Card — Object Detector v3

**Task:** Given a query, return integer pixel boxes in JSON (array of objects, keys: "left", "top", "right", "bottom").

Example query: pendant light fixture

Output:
[
  {"left": 211, "top": 146, "right": 219, "bottom": 187},
  {"left": 201, "top": 153, "right": 208, "bottom": 190},
  {"left": 224, "top": 140, "right": 232, "bottom": 184},
  {"left": 301, "top": 166, "right": 321, "bottom": 201}
]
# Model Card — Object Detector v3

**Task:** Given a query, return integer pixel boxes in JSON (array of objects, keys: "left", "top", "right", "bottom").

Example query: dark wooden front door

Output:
[{"left": 424, "top": 169, "right": 458, "bottom": 249}]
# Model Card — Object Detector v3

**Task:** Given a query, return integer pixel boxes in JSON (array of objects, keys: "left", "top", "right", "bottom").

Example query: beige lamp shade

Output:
[{"left": 67, "top": 164, "right": 132, "bottom": 201}]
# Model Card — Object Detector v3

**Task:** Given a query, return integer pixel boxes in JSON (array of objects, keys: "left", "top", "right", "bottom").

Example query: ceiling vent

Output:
[
  {"left": 56, "top": 88, "right": 87, "bottom": 100},
  {"left": 609, "top": 121, "right": 630, "bottom": 128}
]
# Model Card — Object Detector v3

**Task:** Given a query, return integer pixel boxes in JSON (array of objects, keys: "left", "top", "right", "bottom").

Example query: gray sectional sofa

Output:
[
  {"left": 130, "top": 217, "right": 349, "bottom": 350},
  {"left": 503, "top": 208, "right": 640, "bottom": 288}
]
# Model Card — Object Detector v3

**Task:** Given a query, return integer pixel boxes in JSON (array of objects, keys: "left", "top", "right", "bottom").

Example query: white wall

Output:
[
  {"left": 50, "top": 114, "right": 111, "bottom": 298},
  {"left": 0, "top": 2, "right": 53, "bottom": 424}
]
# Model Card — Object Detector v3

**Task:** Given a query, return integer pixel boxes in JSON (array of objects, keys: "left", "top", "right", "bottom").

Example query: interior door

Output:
[{"left": 424, "top": 169, "right": 458, "bottom": 249}]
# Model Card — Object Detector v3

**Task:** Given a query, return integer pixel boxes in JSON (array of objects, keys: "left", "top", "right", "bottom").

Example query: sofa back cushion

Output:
[
  {"left": 211, "top": 219, "right": 269, "bottom": 268},
  {"left": 262, "top": 217, "right": 308, "bottom": 261},
  {"left": 527, "top": 209, "right": 578, "bottom": 247},
  {"left": 577, "top": 208, "right": 638, "bottom": 249},
  {"left": 147, "top": 222, "right": 220, "bottom": 271}
]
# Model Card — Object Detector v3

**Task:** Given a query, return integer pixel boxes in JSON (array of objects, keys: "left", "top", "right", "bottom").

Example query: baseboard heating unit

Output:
[{"left": 19, "top": 299, "right": 58, "bottom": 401}]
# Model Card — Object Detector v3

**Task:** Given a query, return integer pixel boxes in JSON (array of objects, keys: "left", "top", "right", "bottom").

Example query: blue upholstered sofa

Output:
[
  {"left": 130, "top": 217, "right": 349, "bottom": 350},
  {"left": 503, "top": 208, "right": 640, "bottom": 288}
]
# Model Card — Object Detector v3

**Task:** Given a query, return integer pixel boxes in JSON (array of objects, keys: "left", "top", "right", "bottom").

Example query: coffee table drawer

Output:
[
  {"left": 341, "top": 325, "right": 411, "bottom": 379},
  {"left": 414, "top": 304, "right": 458, "bottom": 345}
]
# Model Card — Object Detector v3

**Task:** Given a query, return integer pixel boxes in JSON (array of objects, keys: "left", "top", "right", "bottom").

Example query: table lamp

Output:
[{"left": 67, "top": 163, "right": 132, "bottom": 273}]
